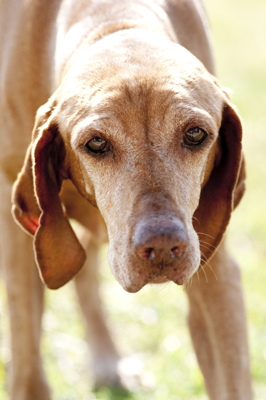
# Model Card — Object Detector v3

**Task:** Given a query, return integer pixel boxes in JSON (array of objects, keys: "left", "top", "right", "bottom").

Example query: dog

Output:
[{"left": 0, "top": 0, "right": 253, "bottom": 399}]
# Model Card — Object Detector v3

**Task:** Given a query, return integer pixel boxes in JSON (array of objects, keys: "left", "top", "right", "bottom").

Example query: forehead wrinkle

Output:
[
  {"left": 61, "top": 68, "right": 221, "bottom": 157},
  {"left": 97, "top": 79, "right": 181, "bottom": 141},
  {"left": 75, "top": 80, "right": 151, "bottom": 144},
  {"left": 102, "top": 76, "right": 220, "bottom": 139}
]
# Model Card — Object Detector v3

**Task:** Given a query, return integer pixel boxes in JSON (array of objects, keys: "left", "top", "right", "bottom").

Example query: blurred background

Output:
[{"left": 1, "top": 0, "right": 266, "bottom": 399}]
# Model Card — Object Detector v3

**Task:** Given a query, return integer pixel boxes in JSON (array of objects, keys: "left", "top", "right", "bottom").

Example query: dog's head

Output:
[{"left": 12, "top": 30, "right": 245, "bottom": 291}]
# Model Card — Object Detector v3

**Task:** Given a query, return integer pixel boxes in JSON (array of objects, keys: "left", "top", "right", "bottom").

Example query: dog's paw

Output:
[
  {"left": 118, "top": 355, "right": 156, "bottom": 392},
  {"left": 93, "top": 355, "right": 156, "bottom": 392},
  {"left": 92, "top": 355, "right": 121, "bottom": 389}
]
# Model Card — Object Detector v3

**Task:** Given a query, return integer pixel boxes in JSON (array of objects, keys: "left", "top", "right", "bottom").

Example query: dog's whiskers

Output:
[
  {"left": 184, "top": 275, "right": 193, "bottom": 292},
  {"left": 196, "top": 269, "right": 200, "bottom": 283},
  {"left": 199, "top": 259, "right": 208, "bottom": 283},
  {"left": 199, "top": 243, "right": 215, "bottom": 255},
  {"left": 199, "top": 240, "right": 217, "bottom": 250},
  {"left": 197, "top": 232, "right": 216, "bottom": 240},
  {"left": 199, "top": 240, "right": 222, "bottom": 256},
  {"left": 200, "top": 252, "right": 218, "bottom": 281},
  {"left": 192, "top": 216, "right": 200, "bottom": 225}
]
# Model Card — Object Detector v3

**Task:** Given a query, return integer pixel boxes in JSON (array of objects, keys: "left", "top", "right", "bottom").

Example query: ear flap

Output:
[
  {"left": 12, "top": 143, "right": 41, "bottom": 235},
  {"left": 233, "top": 155, "right": 246, "bottom": 210},
  {"left": 193, "top": 102, "right": 246, "bottom": 263},
  {"left": 11, "top": 103, "right": 53, "bottom": 236},
  {"left": 12, "top": 102, "right": 86, "bottom": 289}
]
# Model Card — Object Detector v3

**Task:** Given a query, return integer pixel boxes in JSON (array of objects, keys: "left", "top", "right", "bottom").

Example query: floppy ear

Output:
[
  {"left": 233, "top": 155, "right": 246, "bottom": 210},
  {"left": 193, "top": 102, "right": 246, "bottom": 263},
  {"left": 12, "top": 103, "right": 53, "bottom": 235},
  {"left": 12, "top": 101, "right": 86, "bottom": 289},
  {"left": 12, "top": 143, "right": 41, "bottom": 235}
]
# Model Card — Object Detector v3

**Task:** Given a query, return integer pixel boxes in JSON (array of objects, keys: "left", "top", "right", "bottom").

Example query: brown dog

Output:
[{"left": 0, "top": 0, "right": 252, "bottom": 399}]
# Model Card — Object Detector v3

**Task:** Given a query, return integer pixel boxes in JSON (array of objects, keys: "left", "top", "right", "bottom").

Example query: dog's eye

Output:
[
  {"left": 183, "top": 127, "right": 207, "bottom": 146},
  {"left": 85, "top": 137, "right": 110, "bottom": 154}
]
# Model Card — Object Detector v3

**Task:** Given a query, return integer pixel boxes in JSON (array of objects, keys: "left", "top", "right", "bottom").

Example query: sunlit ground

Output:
[{"left": 1, "top": 0, "right": 266, "bottom": 398}]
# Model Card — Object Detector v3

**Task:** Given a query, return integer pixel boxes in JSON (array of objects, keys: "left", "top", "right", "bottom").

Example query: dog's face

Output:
[{"left": 12, "top": 31, "right": 245, "bottom": 290}]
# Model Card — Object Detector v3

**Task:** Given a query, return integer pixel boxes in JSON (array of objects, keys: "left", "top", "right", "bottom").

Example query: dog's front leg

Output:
[
  {"left": 1, "top": 179, "right": 51, "bottom": 400},
  {"left": 187, "top": 241, "right": 252, "bottom": 400},
  {"left": 73, "top": 231, "right": 121, "bottom": 388}
]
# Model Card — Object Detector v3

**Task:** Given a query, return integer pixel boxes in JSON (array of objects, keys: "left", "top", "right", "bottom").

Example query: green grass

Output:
[{"left": 1, "top": 0, "right": 266, "bottom": 398}]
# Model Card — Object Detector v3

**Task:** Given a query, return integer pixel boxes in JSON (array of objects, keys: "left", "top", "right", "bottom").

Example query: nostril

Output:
[
  {"left": 136, "top": 247, "right": 156, "bottom": 261},
  {"left": 170, "top": 245, "right": 187, "bottom": 258},
  {"left": 145, "top": 248, "right": 155, "bottom": 259}
]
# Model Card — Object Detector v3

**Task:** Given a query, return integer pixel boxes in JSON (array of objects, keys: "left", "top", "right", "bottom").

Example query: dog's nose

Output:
[{"left": 132, "top": 217, "right": 188, "bottom": 263}]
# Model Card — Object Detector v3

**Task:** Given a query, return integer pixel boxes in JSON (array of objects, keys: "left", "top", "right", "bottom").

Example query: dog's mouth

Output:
[
  {"left": 119, "top": 270, "right": 193, "bottom": 293},
  {"left": 148, "top": 262, "right": 193, "bottom": 285},
  {"left": 109, "top": 254, "right": 197, "bottom": 293}
]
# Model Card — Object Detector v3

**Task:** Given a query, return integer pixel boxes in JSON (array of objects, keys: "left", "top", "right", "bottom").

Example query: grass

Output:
[{"left": 1, "top": 0, "right": 266, "bottom": 398}]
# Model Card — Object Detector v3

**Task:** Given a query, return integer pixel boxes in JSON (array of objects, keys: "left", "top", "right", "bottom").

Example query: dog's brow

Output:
[
  {"left": 71, "top": 115, "right": 111, "bottom": 146},
  {"left": 173, "top": 106, "right": 217, "bottom": 128}
]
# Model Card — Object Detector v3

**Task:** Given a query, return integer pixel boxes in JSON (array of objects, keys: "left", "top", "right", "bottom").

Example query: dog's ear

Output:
[
  {"left": 12, "top": 100, "right": 86, "bottom": 289},
  {"left": 193, "top": 101, "right": 246, "bottom": 263},
  {"left": 233, "top": 154, "right": 246, "bottom": 210},
  {"left": 12, "top": 102, "right": 53, "bottom": 236}
]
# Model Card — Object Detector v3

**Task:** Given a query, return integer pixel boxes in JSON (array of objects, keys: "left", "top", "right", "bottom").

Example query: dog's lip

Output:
[
  {"left": 150, "top": 275, "right": 169, "bottom": 284},
  {"left": 149, "top": 267, "right": 189, "bottom": 285},
  {"left": 121, "top": 263, "right": 193, "bottom": 292}
]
